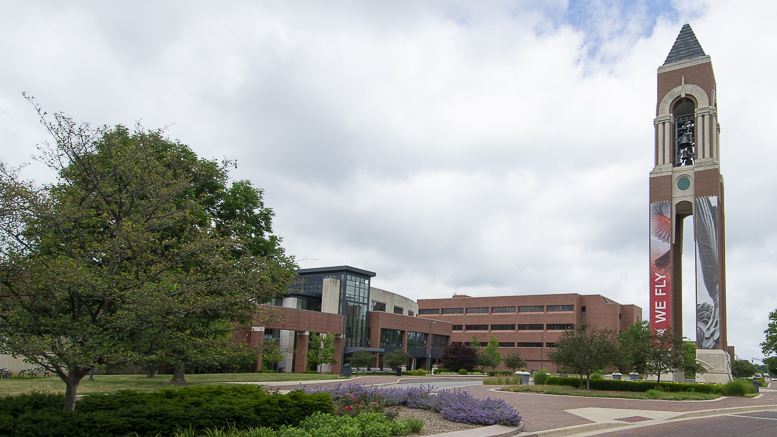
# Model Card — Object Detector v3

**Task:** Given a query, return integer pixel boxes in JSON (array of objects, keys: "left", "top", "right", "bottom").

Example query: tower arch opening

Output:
[{"left": 673, "top": 98, "right": 696, "bottom": 167}]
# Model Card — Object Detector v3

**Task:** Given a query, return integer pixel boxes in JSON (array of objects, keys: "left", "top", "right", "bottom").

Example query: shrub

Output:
[
  {"left": 483, "top": 376, "right": 519, "bottom": 385},
  {"left": 0, "top": 385, "right": 333, "bottom": 437},
  {"left": 718, "top": 379, "right": 755, "bottom": 396},
  {"left": 590, "top": 372, "right": 604, "bottom": 381},
  {"left": 402, "top": 417, "right": 424, "bottom": 433},
  {"left": 440, "top": 343, "right": 478, "bottom": 372},
  {"left": 401, "top": 369, "right": 428, "bottom": 376},
  {"left": 458, "top": 369, "right": 468, "bottom": 375},
  {"left": 304, "top": 383, "right": 521, "bottom": 426},
  {"left": 533, "top": 369, "right": 550, "bottom": 385}
]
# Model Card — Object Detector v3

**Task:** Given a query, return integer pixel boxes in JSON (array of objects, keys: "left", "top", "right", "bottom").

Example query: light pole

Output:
[
  {"left": 427, "top": 321, "right": 436, "bottom": 373},
  {"left": 540, "top": 335, "right": 546, "bottom": 370}
]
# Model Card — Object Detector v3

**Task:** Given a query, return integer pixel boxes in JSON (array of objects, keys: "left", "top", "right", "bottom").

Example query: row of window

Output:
[
  {"left": 451, "top": 323, "right": 574, "bottom": 331},
  {"left": 459, "top": 342, "right": 556, "bottom": 348},
  {"left": 379, "top": 329, "right": 450, "bottom": 349},
  {"left": 419, "top": 305, "right": 574, "bottom": 315},
  {"left": 371, "top": 301, "right": 414, "bottom": 316}
]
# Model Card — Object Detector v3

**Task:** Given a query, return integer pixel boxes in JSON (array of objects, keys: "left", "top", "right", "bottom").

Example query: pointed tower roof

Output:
[{"left": 663, "top": 23, "right": 706, "bottom": 65}]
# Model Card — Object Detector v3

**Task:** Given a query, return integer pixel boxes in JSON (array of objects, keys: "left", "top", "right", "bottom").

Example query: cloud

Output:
[{"left": 2, "top": 0, "right": 776, "bottom": 364}]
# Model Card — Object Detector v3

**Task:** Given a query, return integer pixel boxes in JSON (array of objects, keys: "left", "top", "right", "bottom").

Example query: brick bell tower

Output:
[{"left": 649, "top": 24, "right": 731, "bottom": 382}]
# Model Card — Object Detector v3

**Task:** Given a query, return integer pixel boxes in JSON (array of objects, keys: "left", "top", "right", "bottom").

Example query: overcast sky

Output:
[{"left": 2, "top": 0, "right": 775, "bottom": 363}]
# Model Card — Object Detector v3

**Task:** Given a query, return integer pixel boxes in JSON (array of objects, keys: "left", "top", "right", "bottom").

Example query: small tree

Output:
[
  {"left": 618, "top": 321, "right": 650, "bottom": 374},
  {"left": 349, "top": 350, "right": 378, "bottom": 370},
  {"left": 383, "top": 349, "right": 412, "bottom": 370},
  {"left": 440, "top": 343, "right": 478, "bottom": 372},
  {"left": 504, "top": 352, "right": 527, "bottom": 372},
  {"left": 480, "top": 336, "right": 502, "bottom": 371},
  {"left": 305, "top": 332, "right": 338, "bottom": 373},
  {"left": 470, "top": 335, "right": 481, "bottom": 351},
  {"left": 642, "top": 328, "right": 686, "bottom": 388},
  {"left": 682, "top": 342, "right": 706, "bottom": 378},
  {"left": 477, "top": 350, "right": 500, "bottom": 371},
  {"left": 547, "top": 324, "right": 619, "bottom": 390},
  {"left": 262, "top": 341, "right": 286, "bottom": 372}
]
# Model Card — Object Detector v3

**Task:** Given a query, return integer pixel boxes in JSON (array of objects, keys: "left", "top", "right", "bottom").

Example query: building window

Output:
[
  {"left": 547, "top": 323, "right": 574, "bottom": 330},
  {"left": 498, "top": 342, "right": 515, "bottom": 347},
  {"left": 452, "top": 325, "right": 463, "bottom": 331},
  {"left": 407, "top": 331, "right": 425, "bottom": 348},
  {"left": 547, "top": 305, "right": 574, "bottom": 312},
  {"left": 264, "top": 298, "right": 283, "bottom": 306},
  {"left": 394, "top": 306, "right": 404, "bottom": 315},
  {"left": 517, "top": 342, "right": 543, "bottom": 347},
  {"left": 432, "top": 334, "right": 449, "bottom": 349},
  {"left": 491, "top": 324, "right": 516, "bottom": 331},
  {"left": 297, "top": 298, "right": 321, "bottom": 312},
  {"left": 519, "top": 305, "right": 544, "bottom": 313},
  {"left": 545, "top": 342, "right": 556, "bottom": 348},
  {"left": 441, "top": 308, "right": 464, "bottom": 314},
  {"left": 380, "top": 329, "right": 403, "bottom": 347},
  {"left": 465, "top": 324, "right": 488, "bottom": 331},
  {"left": 371, "top": 301, "right": 386, "bottom": 312},
  {"left": 419, "top": 308, "right": 439, "bottom": 315},
  {"left": 408, "top": 310, "right": 414, "bottom": 317},
  {"left": 466, "top": 307, "right": 489, "bottom": 314},
  {"left": 518, "top": 324, "right": 544, "bottom": 330},
  {"left": 491, "top": 306, "right": 516, "bottom": 313}
]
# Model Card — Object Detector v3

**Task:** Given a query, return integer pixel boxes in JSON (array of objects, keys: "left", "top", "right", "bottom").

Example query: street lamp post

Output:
[
  {"left": 540, "top": 335, "right": 546, "bottom": 370},
  {"left": 427, "top": 321, "right": 436, "bottom": 373}
]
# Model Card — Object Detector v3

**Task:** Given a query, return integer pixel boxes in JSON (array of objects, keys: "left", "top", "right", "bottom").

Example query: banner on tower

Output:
[
  {"left": 650, "top": 202, "right": 672, "bottom": 331},
  {"left": 696, "top": 196, "right": 720, "bottom": 349}
]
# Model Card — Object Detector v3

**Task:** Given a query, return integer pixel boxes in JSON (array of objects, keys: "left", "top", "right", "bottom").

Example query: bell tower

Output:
[{"left": 649, "top": 24, "right": 731, "bottom": 382}]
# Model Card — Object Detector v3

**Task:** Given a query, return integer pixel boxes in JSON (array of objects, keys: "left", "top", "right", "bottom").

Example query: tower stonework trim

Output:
[{"left": 648, "top": 25, "right": 727, "bottom": 359}]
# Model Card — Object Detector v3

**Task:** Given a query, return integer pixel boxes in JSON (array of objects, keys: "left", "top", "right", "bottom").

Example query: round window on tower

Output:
[{"left": 677, "top": 177, "right": 691, "bottom": 191}]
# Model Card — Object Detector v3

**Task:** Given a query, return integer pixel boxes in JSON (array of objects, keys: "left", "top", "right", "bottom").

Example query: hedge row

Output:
[
  {"left": 0, "top": 385, "right": 332, "bottom": 437},
  {"left": 544, "top": 377, "right": 718, "bottom": 394}
]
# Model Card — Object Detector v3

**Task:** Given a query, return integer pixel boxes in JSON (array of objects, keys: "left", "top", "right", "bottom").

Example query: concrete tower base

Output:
[{"left": 695, "top": 349, "right": 732, "bottom": 383}]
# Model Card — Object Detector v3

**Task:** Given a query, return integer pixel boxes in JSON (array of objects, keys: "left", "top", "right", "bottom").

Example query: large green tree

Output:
[
  {"left": 547, "top": 324, "right": 619, "bottom": 390},
  {"left": 732, "top": 359, "right": 758, "bottom": 378},
  {"left": 0, "top": 101, "right": 295, "bottom": 410}
]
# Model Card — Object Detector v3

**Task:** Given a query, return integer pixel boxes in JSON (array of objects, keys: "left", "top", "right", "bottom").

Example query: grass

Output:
[
  {"left": 0, "top": 372, "right": 340, "bottom": 398},
  {"left": 501, "top": 384, "right": 720, "bottom": 400}
]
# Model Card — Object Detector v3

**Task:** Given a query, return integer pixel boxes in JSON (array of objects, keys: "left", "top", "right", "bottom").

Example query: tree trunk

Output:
[
  {"left": 166, "top": 361, "right": 187, "bottom": 385},
  {"left": 60, "top": 367, "right": 89, "bottom": 412},
  {"left": 145, "top": 364, "right": 157, "bottom": 378}
]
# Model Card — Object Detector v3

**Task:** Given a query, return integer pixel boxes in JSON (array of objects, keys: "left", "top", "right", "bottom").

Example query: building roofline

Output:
[{"left": 296, "top": 265, "right": 377, "bottom": 278}]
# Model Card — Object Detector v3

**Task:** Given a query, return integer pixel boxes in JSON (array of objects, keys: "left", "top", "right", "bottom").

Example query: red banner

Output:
[{"left": 650, "top": 202, "right": 672, "bottom": 332}]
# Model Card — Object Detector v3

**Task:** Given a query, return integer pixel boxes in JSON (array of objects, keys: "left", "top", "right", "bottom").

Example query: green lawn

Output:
[{"left": 0, "top": 373, "right": 341, "bottom": 398}]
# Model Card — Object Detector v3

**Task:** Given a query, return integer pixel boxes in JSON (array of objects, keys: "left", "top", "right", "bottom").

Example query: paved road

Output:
[{"left": 586, "top": 410, "right": 777, "bottom": 437}]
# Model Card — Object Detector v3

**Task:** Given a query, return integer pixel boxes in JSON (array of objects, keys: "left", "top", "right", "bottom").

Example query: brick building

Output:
[
  {"left": 417, "top": 294, "right": 642, "bottom": 372},
  {"left": 235, "top": 265, "right": 641, "bottom": 374},
  {"left": 235, "top": 266, "right": 451, "bottom": 374}
]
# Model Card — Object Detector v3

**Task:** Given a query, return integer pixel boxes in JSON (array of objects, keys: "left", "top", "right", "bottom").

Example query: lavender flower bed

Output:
[{"left": 303, "top": 383, "right": 521, "bottom": 426}]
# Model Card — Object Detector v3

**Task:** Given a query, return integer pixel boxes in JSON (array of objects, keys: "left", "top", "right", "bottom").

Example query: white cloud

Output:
[{"left": 2, "top": 0, "right": 776, "bottom": 364}]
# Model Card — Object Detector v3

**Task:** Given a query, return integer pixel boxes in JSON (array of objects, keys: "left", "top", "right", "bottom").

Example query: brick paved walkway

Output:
[{"left": 264, "top": 376, "right": 777, "bottom": 434}]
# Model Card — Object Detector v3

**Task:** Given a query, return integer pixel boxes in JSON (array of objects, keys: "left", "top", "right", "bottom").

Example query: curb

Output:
[
  {"left": 668, "top": 403, "right": 777, "bottom": 420},
  {"left": 516, "top": 422, "right": 628, "bottom": 437}
]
